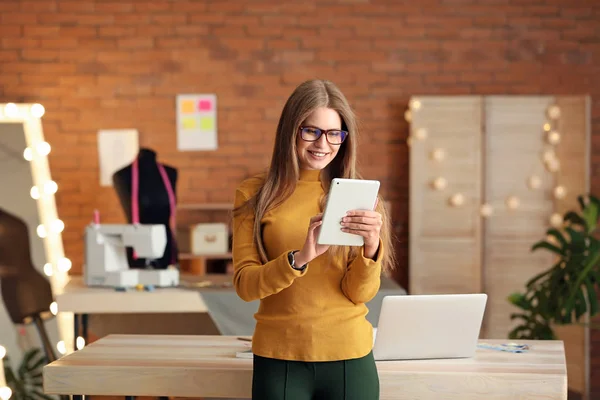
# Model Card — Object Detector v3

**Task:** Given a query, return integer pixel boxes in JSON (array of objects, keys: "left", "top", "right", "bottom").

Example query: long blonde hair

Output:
[{"left": 234, "top": 79, "right": 396, "bottom": 273}]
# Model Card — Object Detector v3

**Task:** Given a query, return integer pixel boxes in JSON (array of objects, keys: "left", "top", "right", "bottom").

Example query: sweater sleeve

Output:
[
  {"left": 232, "top": 188, "right": 306, "bottom": 302},
  {"left": 341, "top": 239, "right": 383, "bottom": 304}
]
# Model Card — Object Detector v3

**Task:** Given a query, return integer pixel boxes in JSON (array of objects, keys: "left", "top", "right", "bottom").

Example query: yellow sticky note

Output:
[
  {"left": 180, "top": 100, "right": 195, "bottom": 114},
  {"left": 182, "top": 117, "right": 196, "bottom": 129},
  {"left": 200, "top": 117, "right": 214, "bottom": 131}
]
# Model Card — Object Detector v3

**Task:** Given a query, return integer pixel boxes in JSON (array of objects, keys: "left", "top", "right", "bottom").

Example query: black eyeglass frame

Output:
[{"left": 298, "top": 125, "right": 349, "bottom": 145}]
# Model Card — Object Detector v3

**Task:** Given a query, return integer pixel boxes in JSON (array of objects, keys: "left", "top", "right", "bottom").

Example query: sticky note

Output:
[
  {"left": 180, "top": 100, "right": 195, "bottom": 114},
  {"left": 199, "top": 116, "right": 214, "bottom": 131},
  {"left": 182, "top": 117, "right": 196, "bottom": 129},
  {"left": 198, "top": 99, "right": 212, "bottom": 111}
]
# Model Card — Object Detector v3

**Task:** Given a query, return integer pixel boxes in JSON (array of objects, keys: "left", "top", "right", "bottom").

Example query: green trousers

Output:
[{"left": 252, "top": 351, "right": 379, "bottom": 400}]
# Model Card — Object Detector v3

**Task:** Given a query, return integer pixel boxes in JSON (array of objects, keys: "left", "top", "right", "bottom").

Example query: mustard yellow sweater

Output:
[{"left": 232, "top": 169, "right": 384, "bottom": 362}]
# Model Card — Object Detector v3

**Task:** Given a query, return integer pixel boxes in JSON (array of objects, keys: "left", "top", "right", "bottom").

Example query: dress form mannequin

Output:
[
  {"left": 112, "top": 148, "right": 178, "bottom": 269},
  {"left": 0, "top": 208, "right": 57, "bottom": 364}
]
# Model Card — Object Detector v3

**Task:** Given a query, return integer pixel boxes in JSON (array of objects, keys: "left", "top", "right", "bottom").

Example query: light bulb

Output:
[
  {"left": 480, "top": 203, "right": 494, "bottom": 217},
  {"left": 50, "top": 301, "right": 58, "bottom": 315},
  {"left": 30, "top": 186, "right": 40, "bottom": 199},
  {"left": 547, "top": 131, "right": 560, "bottom": 145},
  {"left": 76, "top": 336, "right": 85, "bottom": 350},
  {"left": 550, "top": 213, "right": 563, "bottom": 227},
  {"left": 0, "top": 386, "right": 12, "bottom": 400},
  {"left": 23, "top": 147, "right": 32, "bottom": 161},
  {"left": 404, "top": 110, "right": 412, "bottom": 123},
  {"left": 36, "top": 141, "right": 51, "bottom": 156},
  {"left": 542, "top": 149, "right": 556, "bottom": 163},
  {"left": 57, "top": 257, "right": 72, "bottom": 272},
  {"left": 409, "top": 99, "right": 421, "bottom": 111},
  {"left": 528, "top": 175, "right": 542, "bottom": 190},
  {"left": 431, "top": 177, "right": 447, "bottom": 190},
  {"left": 43, "top": 263, "right": 53, "bottom": 277},
  {"left": 56, "top": 341, "right": 66, "bottom": 355},
  {"left": 51, "top": 219, "right": 65, "bottom": 233},
  {"left": 0, "top": 345, "right": 5, "bottom": 359},
  {"left": 449, "top": 193, "right": 465, "bottom": 207},
  {"left": 4, "top": 103, "right": 18, "bottom": 117},
  {"left": 506, "top": 195, "right": 520, "bottom": 210},
  {"left": 554, "top": 185, "right": 567, "bottom": 199},
  {"left": 545, "top": 158, "right": 560, "bottom": 172},
  {"left": 44, "top": 180, "right": 58, "bottom": 194},
  {"left": 36, "top": 224, "right": 47, "bottom": 238},
  {"left": 430, "top": 148, "right": 445, "bottom": 161},
  {"left": 547, "top": 105, "right": 561, "bottom": 119},
  {"left": 414, "top": 128, "right": 427, "bottom": 140},
  {"left": 543, "top": 123, "right": 551, "bottom": 132},
  {"left": 30, "top": 103, "right": 45, "bottom": 118}
]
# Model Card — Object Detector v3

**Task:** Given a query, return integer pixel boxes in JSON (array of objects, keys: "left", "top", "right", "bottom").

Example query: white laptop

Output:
[{"left": 372, "top": 293, "right": 487, "bottom": 361}]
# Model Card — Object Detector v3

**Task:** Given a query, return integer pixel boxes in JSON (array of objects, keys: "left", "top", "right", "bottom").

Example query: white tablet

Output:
[{"left": 317, "top": 178, "right": 380, "bottom": 246}]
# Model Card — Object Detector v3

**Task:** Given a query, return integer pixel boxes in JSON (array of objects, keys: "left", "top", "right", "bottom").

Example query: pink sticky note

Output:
[{"left": 198, "top": 99, "right": 212, "bottom": 111}]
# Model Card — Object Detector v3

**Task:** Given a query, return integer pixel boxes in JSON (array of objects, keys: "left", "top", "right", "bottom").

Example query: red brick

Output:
[
  {"left": 94, "top": 2, "right": 134, "bottom": 13},
  {"left": 1, "top": 12, "right": 37, "bottom": 24}
]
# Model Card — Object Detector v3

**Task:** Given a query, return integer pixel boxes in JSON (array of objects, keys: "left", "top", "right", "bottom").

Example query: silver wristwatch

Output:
[{"left": 288, "top": 251, "right": 307, "bottom": 271}]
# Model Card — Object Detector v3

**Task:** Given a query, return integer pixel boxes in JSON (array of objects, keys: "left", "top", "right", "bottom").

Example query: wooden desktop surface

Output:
[{"left": 43, "top": 334, "right": 567, "bottom": 399}]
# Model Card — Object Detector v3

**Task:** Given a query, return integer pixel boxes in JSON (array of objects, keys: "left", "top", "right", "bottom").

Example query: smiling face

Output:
[{"left": 296, "top": 107, "right": 344, "bottom": 171}]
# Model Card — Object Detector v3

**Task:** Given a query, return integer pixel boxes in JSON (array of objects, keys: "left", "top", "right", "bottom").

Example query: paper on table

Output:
[{"left": 97, "top": 129, "right": 139, "bottom": 186}]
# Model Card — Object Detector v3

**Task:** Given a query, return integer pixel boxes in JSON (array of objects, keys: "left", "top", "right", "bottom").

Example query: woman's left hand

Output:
[{"left": 341, "top": 207, "right": 382, "bottom": 260}]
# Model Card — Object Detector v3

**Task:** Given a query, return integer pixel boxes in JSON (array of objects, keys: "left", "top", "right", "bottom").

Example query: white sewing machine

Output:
[{"left": 83, "top": 223, "right": 179, "bottom": 288}]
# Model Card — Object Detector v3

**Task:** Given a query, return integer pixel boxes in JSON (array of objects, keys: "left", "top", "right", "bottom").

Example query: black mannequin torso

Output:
[
  {"left": 0, "top": 208, "right": 54, "bottom": 323},
  {"left": 112, "top": 148, "right": 178, "bottom": 269}
]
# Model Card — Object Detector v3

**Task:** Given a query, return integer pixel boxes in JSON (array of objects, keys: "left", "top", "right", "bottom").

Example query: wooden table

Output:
[{"left": 43, "top": 334, "right": 567, "bottom": 399}]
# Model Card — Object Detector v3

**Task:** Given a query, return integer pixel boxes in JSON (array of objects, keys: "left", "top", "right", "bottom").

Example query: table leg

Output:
[
  {"left": 73, "top": 314, "right": 79, "bottom": 351},
  {"left": 82, "top": 313, "right": 89, "bottom": 344}
]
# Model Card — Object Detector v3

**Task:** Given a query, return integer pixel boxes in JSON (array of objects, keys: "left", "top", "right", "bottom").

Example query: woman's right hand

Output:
[{"left": 293, "top": 214, "right": 330, "bottom": 267}]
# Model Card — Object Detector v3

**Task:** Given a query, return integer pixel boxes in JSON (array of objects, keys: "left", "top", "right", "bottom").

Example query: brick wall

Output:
[{"left": 1, "top": 0, "right": 600, "bottom": 395}]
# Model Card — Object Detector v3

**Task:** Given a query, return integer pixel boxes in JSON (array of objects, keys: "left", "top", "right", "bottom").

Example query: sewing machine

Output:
[{"left": 83, "top": 223, "right": 179, "bottom": 288}]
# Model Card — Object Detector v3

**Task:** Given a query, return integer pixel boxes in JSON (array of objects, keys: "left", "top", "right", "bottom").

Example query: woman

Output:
[{"left": 232, "top": 79, "right": 396, "bottom": 400}]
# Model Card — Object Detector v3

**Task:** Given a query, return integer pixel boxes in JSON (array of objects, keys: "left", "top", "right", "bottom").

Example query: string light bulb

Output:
[
  {"left": 430, "top": 148, "right": 445, "bottom": 161},
  {"left": 431, "top": 177, "right": 447, "bottom": 190},
  {"left": 543, "top": 123, "right": 551, "bottom": 132},
  {"left": 480, "top": 203, "right": 494, "bottom": 217},
  {"left": 449, "top": 193, "right": 465, "bottom": 207},
  {"left": 51, "top": 219, "right": 65, "bottom": 233},
  {"left": 414, "top": 128, "right": 428, "bottom": 140},
  {"left": 553, "top": 185, "right": 567, "bottom": 199},
  {"left": 43, "top": 263, "right": 53, "bottom": 277},
  {"left": 404, "top": 110, "right": 412, "bottom": 123},
  {"left": 76, "top": 336, "right": 85, "bottom": 350},
  {"left": 506, "top": 196, "right": 520, "bottom": 210},
  {"left": 547, "top": 131, "right": 561, "bottom": 145},
  {"left": 43, "top": 180, "right": 58, "bottom": 194},
  {"left": 547, "top": 105, "right": 561, "bottom": 119},
  {"left": 409, "top": 99, "right": 422, "bottom": 110},
  {"left": 550, "top": 213, "right": 563, "bottom": 228}
]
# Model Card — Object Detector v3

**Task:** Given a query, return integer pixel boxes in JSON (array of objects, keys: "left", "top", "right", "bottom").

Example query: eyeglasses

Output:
[{"left": 299, "top": 126, "right": 348, "bottom": 145}]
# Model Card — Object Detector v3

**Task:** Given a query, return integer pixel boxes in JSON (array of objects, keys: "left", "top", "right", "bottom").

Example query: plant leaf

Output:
[
  {"left": 584, "top": 277, "right": 599, "bottom": 316},
  {"left": 546, "top": 228, "right": 568, "bottom": 248},
  {"left": 563, "top": 248, "right": 600, "bottom": 319},
  {"left": 532, "top": 240, "right": 566, "bottom": 256},
  {"left": 564, "top": 211, "right": 587, "bottom": 229}
]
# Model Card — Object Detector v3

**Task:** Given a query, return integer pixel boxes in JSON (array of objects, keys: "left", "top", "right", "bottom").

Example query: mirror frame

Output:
[{"left": 0, "top": 103, "right": 72, "bottom": 359}]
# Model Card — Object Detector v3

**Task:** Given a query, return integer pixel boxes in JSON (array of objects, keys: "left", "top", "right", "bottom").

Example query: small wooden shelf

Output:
[{"left": 178, "top": 203, "right": 232, "bottom": 211}]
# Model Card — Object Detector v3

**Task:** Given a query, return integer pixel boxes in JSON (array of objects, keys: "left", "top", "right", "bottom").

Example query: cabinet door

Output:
[{"left": 409, "top": 96, "right": 483, "bottom": 295}]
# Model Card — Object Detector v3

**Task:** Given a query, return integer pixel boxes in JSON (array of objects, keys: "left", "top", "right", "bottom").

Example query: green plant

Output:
[
  {"left": 3, "top": 348, "right": 54, "bottom": 400},
  {"left": 508, "top": 194, "right": 600, "bottom": 340}
]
